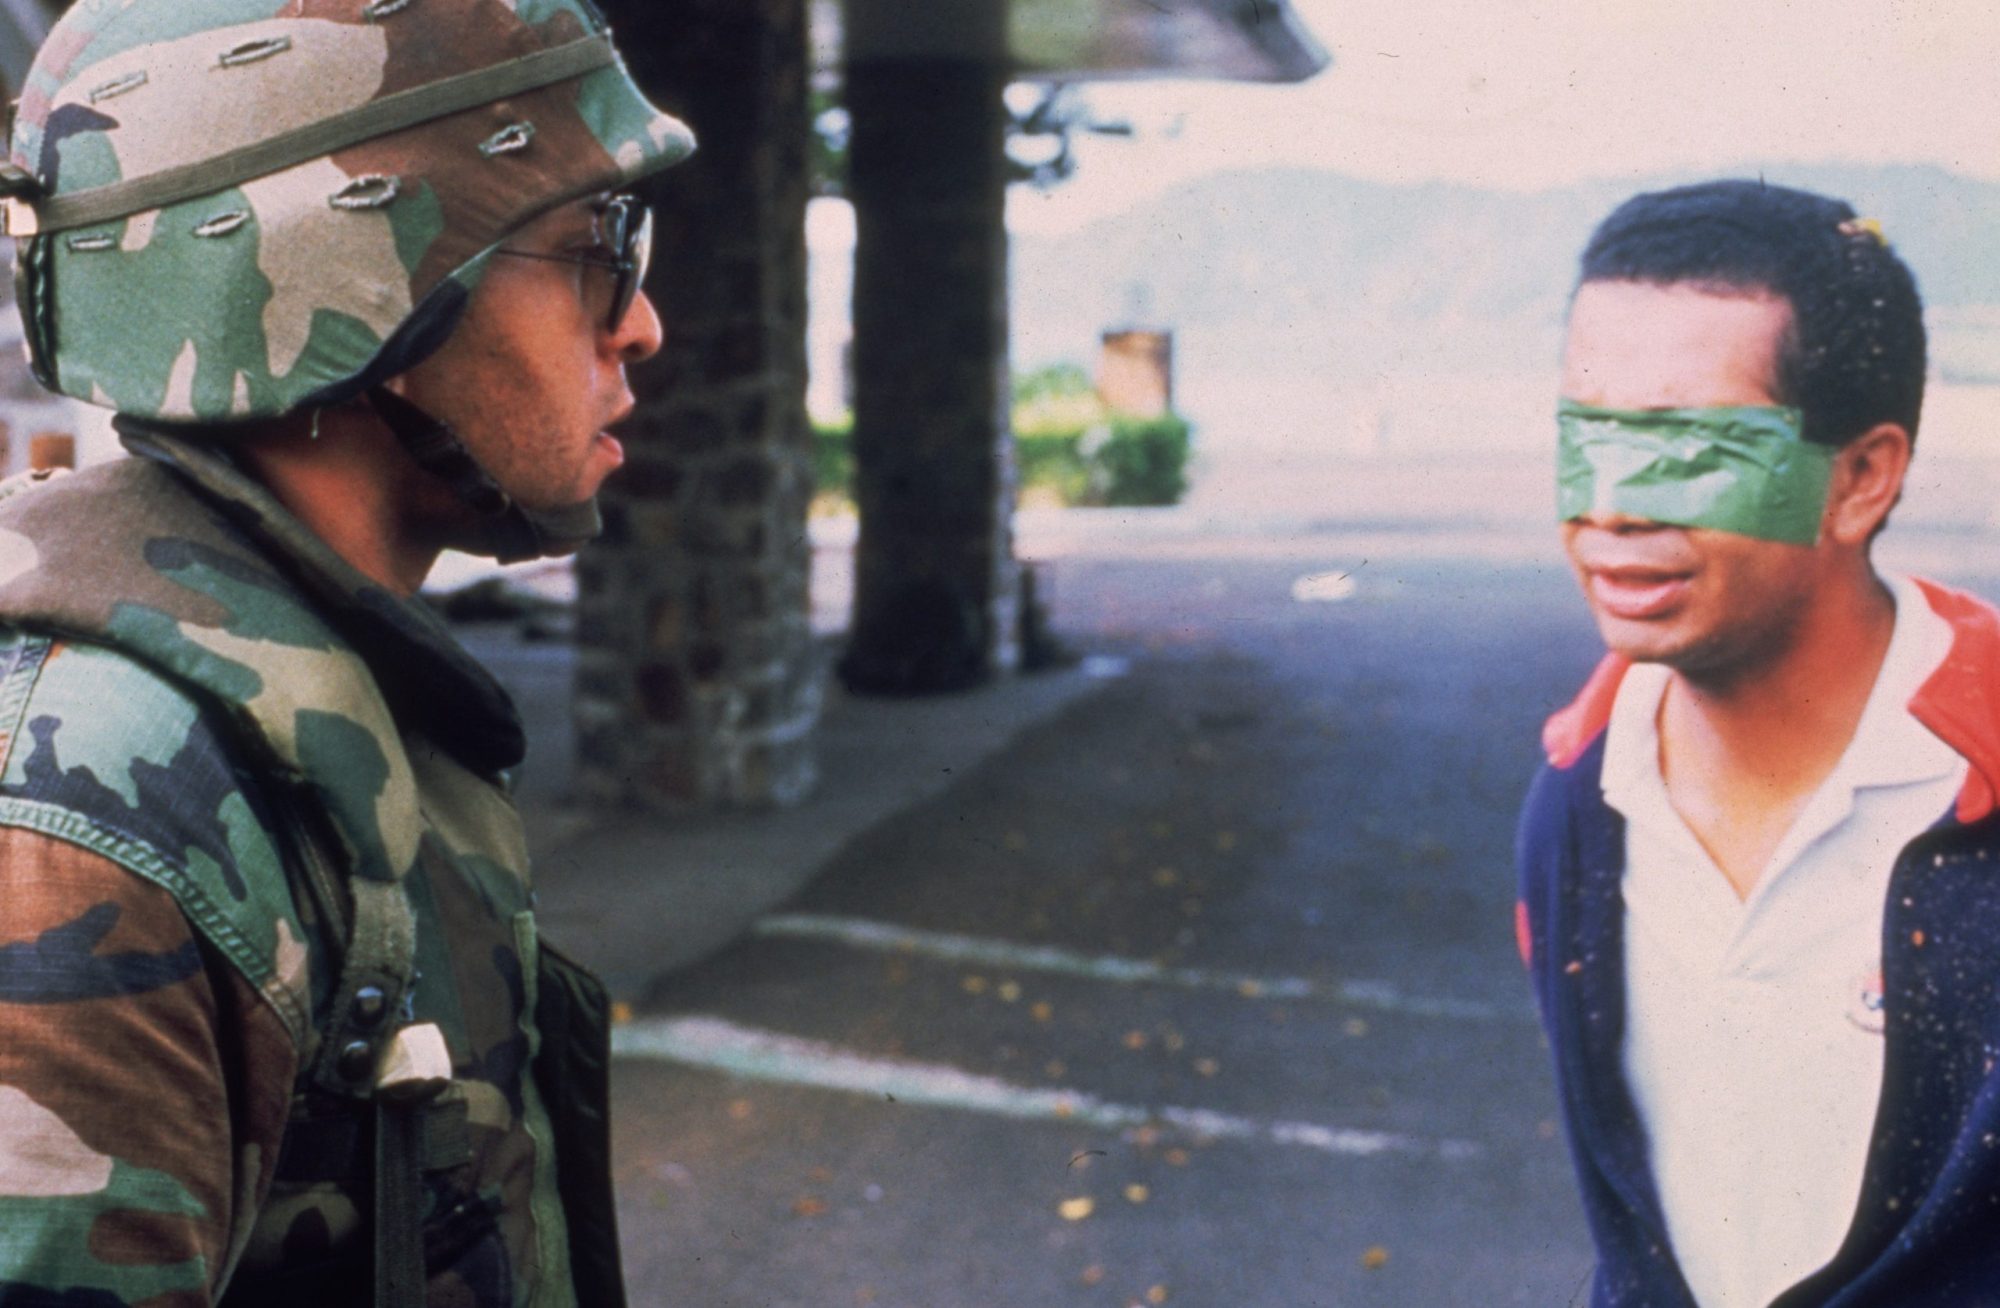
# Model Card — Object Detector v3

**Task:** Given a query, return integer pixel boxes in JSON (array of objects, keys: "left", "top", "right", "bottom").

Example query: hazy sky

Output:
[{"left": 1006, "top": 0, "right": 2000, "bottom": 233}]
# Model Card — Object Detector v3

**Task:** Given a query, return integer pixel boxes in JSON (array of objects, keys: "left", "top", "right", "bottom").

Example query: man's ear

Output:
[{"left": 1824, "top": 423, "right": 1912, "bottom": 547}]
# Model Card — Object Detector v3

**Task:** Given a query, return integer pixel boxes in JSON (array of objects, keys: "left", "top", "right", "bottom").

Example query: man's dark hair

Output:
[{"left": 1578, "top": 179, "right": 1926, "bottom": 448}]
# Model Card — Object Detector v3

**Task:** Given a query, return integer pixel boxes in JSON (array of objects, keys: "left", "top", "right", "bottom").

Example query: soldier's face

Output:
[
  {"left": 1558, "top": 280, "right": 1829, "bottom": 678},
  {"left": 394, "top": 197, "right": 663, "bottom": 521}
]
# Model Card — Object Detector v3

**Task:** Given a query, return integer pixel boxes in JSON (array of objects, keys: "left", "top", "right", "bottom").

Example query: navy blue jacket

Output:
[{"left": 1517, "top": 578, "right": 2000, "bottom": 1307}]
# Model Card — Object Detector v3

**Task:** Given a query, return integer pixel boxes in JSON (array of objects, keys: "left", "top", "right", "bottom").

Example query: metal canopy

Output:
[{"left": 821, "top": 0, "right": 1328, "bottom": 84}]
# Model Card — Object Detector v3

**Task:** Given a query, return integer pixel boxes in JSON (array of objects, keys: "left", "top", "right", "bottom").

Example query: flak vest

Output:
[{"left": 0, "top": 427, "right": 622, "bottom": 1308}]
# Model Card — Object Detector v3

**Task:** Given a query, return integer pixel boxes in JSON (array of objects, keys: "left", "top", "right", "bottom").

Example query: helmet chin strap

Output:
[{"left": 366, "top": 386, "right": 602, "bottom": 564}]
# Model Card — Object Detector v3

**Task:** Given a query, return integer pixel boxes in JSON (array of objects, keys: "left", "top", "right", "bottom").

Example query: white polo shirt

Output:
[{"left": 1601, "top": 574, "right": 1966, "bottom": 1308}]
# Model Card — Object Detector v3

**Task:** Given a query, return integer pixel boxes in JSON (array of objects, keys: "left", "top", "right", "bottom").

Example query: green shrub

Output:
[
  {"left": 809, "top": 374, "right": 1193, "bottom": 509},
  {"left": 1085, "top": 414, "right": 1191, "bottom": 507},
  {"left": 813, "top": 417, "right": 855, "bottom": 496},
  {"left": 1012, "top": 361, "right": 1094, "bottom": 408},
  {"left": 1015, "top": 427, "right": 1089, "bottom": 503}
]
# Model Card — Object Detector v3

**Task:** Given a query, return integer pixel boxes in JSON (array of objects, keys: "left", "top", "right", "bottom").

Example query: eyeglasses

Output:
[{"left": 493, "top": 194, "right": 654, "bottom": 333}]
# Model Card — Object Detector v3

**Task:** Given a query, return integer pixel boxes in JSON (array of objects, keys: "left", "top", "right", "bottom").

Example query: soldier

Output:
[{"left": 0, "top": 1, "right": 692, "bottom": 1304}]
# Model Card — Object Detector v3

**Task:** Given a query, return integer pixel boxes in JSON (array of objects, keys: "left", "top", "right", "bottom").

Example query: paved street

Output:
[
  {"left": 602, "top": 524, "right": 1614, "bottom": 1308},
  {"left": 437, "top": 478, "right": 2000, "bottom": 1308},
  {"left": 563, "top": 498, "right": 2000, "bottom": 1308}
]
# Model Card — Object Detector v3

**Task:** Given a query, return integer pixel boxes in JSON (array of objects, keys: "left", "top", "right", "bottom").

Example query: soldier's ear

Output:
[{"left": 1823, "top": 422, "right": 1911, "bottom": 547}]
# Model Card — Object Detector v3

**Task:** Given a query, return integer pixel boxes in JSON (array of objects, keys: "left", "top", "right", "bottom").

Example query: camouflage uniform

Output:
[
  {"left": 0, "top": 426, "right": 580, "bottom": 1306},
  {"left": 0, "top": 1, "right": 694, "bottom": 1304}
]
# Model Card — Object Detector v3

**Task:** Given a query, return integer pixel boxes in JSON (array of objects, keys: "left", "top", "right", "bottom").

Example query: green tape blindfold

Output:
[{"left": 1555, "top": 401, "right": 1833, "bottom": 545}]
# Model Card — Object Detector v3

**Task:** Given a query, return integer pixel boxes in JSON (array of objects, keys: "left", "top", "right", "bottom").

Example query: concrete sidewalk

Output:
[{"left": 454, "top": 623, "right": 1119, "bottom": 1000}]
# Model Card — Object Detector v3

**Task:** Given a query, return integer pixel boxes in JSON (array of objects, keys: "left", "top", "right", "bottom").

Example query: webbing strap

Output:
[
  {"left": 272, "top": 778, "right": 433, "bottom": 1307},
  {"left": 309, "top": 875, "right": 420, "bottom": 1096},
  {"left": 518, "top": 497, "right": 602, "bottom": 554},
  {"left": 374, "top": 1101, "right": 428, "bottom": 1308},
  {"left": 36, "top": 34, "right": 616, "bottom": 232},
  {"left": 367, "top": 387, "right": 544, "bottom": 563}
]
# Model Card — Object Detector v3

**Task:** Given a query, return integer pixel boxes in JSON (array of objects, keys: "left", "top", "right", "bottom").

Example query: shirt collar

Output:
[
  {"left": 1843, "top": 573, "right": 1961, "bottom": 790},
  {"left": 1600, "top": 572, "right": 1961, "bottom": 817},
  {"left": 1599, "top": 660, "right": 1669, "bottom": 822}
]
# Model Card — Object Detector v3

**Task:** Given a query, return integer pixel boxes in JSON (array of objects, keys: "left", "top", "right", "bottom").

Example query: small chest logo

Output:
[{"left": 1846, "top": 963, "right": 1887, "bottom": 1035}]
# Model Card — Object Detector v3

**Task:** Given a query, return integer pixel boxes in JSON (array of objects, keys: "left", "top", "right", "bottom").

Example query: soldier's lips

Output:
[
  {"left": 1585, "top": 567, "right": 1691, "bottom": 619},
  {"left": 598, "top": 404, "right": 634, "bottom": 462}
]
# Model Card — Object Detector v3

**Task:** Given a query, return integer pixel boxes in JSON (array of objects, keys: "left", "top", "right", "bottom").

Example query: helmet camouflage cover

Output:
[{"left": 7, "top": 0, "right": 695, "bottom": 425}]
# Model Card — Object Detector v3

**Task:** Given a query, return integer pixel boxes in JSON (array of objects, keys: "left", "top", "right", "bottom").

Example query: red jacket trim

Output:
[
  {"left": 1540, "top": 652, "right": 1631, "bottom": 769},
  {"left": 1907, "top": 578, "right": 2000, "bottom": 825},
  {"left": 1537, "top": 578, "right": 2000, "bottom": 821}
]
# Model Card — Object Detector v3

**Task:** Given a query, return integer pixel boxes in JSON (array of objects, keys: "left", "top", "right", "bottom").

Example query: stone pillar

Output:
[
  {"left": 575, "top": 0, "right": 819, "bottom": 808},
  {"left": 838, "top": 53, "right": 1019, "bottom": 695}
]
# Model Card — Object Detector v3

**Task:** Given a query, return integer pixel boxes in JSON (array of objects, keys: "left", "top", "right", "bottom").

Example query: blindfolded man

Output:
[{"left": 1519, "top": 179, "right": 2000, "bottom": 1306}]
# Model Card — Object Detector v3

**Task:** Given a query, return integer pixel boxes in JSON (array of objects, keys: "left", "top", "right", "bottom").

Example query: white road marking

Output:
[
  {"left": 753, "top": 913, "right": 1525, "bottom": 1022},
  {"left": 1291, "top": 570, "right": 1359, "bottom": 602},
  {"left": 1080, "top": 653, "right": 1132, "bottom": 679},
  {"left": 612, "top": 1014, "right": 1478, "bottom": 1161}
]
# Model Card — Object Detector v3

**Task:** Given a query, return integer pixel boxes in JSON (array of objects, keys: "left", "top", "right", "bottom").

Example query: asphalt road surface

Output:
[
  {"left": 600, "top": 518, "right": 2000, "bottom": 1308},
  {"left": 599, "top": 523, "right": 1621, "bottom": 1308}
]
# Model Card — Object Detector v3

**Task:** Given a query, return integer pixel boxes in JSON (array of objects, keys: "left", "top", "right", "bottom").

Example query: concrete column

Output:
[
  {"left": 574, "top": 0, "right": 819, "bottom": 808},
  {"left": 839, "top": 54, "right": 1019, "bottom": 695}
]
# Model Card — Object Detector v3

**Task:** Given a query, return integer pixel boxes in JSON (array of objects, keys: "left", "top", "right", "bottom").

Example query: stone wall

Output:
[{"left": 575, "top": 0, "right": 819, "bottom": 808}]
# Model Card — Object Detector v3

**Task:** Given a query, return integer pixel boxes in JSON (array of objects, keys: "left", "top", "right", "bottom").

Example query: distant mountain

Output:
[{"left": 1011, "top": 164, "right": 2000, "bottom": 386}]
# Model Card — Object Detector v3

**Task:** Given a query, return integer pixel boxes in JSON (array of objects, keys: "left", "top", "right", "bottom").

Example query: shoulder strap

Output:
[{"left": 269, "top": 786, "right": 442, "bottom": 1308}]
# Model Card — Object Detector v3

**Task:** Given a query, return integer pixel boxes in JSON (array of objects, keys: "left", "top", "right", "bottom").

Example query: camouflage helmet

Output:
[{"left": 3, "top": 0, "right": 695, "bottom": 425}]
